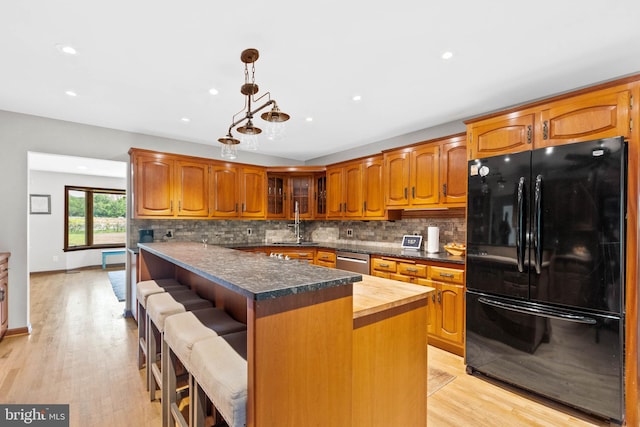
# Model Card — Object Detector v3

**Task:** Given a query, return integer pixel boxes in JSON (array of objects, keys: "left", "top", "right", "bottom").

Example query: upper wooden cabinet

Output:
[
  {"left": 210, "top": 164, "right": 239, "bottom": 218},
  {"left": 440, "top": 135, "right": 468, "bottom": 206},
  {"left": 132, "top": 151, "right": 209, "bottom": 218},
  {"left": 383, "top": 133, "right": 466, "bottom": 209},
  {"left": 131, "top": 149, "right": 266, "bottom": 219},
  {"left": 467, "top": 84, "right": 632, "bottom": 159},
  {"left": 267, "top": 173, "right": 315, "bottom": 220},
  {"left": 538, "top": 87, "right": 631, "bottom": 148},
  {"left": 327, "top": 155, "right": 391, "bottom": 220},
  {"left": 238, "top": 166, "right": 266, "bottom": 218},
  {"left": 467, "top": 113, "right": 535, "bottom": 159},
  {"left": 133, "top": 152, "right": 175, "bottom": 217},
  {"left": 176, "top": 160, "right": 210, "bottom": 217}
]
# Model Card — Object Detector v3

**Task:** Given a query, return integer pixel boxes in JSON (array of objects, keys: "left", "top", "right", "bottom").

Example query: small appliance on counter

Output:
[
  {"left": 139, "top": 229, "right": 154, "bottom": 243},
  {"left": 426, "top": 226, "right": 439, "bottom": 253}
]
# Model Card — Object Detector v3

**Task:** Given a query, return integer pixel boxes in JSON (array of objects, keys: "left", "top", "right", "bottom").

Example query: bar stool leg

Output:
[
  {"left": 162, "top": 337, "right": 174, "bottom": 427},
  {"left": 147, "top": 314, "right": 159, "bottom": 400}
]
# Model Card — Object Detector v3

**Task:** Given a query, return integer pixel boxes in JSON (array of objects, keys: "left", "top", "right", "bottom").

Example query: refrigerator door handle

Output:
[
  {"left": 516, "top": 177, "right": 526, "bottom": 273},
  {"left": 478, "top": 297, "right": 597, "bottom": 324},
  {"left": 533, "top": 174, "right": 543, "bottom": 274}
]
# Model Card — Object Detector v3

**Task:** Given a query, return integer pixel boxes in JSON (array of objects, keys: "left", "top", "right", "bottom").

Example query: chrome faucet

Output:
[{"left": 288, "top": 201, "right": 302, "bottom": 243}]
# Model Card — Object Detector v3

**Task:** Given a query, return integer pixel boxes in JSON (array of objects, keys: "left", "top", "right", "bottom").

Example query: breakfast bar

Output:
[{"left": 137, "top": 241, "right": 433, "bottom": 426}]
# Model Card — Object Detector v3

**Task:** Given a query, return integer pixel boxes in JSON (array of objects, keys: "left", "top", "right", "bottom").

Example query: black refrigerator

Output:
[{"left": 465, "top": 137, "right": 626, "bottom": 423}]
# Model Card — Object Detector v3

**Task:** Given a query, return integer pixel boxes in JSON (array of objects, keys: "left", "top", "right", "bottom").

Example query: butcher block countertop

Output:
[{"left": 353, "top": 274, "right": 434, "bottom": 319}]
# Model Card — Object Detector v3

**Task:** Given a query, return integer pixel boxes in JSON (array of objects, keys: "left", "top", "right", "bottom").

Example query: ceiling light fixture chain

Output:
[{"left": 217, "top": 48, "right": 290, "bottom": 160}]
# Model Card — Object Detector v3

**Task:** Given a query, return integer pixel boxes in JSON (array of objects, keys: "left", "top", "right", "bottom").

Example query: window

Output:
[{"left": 64, "top": 186, "right": 126, "bottom": 251}]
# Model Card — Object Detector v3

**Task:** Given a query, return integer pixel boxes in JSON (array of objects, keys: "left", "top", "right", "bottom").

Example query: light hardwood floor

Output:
[{"left": 0, "top": 269, "right": 607, "bottom": 427}]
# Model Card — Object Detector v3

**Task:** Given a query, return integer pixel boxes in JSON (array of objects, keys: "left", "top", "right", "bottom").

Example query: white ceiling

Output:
[{"left": 3, "top": 1, "right": 640, "bottom": 162}]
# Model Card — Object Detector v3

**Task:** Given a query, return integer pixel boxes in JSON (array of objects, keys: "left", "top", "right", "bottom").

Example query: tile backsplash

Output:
[{"left": 130, "top": 217, "right": 466, "bottom": 251}]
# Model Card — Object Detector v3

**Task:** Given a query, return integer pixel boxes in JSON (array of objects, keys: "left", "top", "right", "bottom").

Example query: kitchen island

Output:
[{"left": 138, "top": 242, "right": 433, "bottom": 427}]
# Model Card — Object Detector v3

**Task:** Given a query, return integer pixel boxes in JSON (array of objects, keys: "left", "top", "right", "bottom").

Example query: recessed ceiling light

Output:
[
  {"left": 181, "top": 117, "right": 190, "bottom": 123},
  {"left": 209, "top": 88, "right": 219, "bottom": 95},
  {"left": 56, "top": 44, "right": 78, "bottom": 55},
  {"left": 352, "top": 95, "right": 362, "bottom": 102},
  {"left": 65, "top": 90, "right": 77, "bottom": 97},
  {"left": 306, "top": 117, "right": 313, "bottom": 122},
  {"left": 441, "top": 51, "right": 453, "bottom": 60},
  {"left": 77, "top": 165, "right": 88, "bottom": 170}
]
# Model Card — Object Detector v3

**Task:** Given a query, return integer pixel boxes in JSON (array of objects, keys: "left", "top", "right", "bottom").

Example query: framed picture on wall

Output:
[{"left": 30, "top": 194, "right": 51, "bottom": 214}]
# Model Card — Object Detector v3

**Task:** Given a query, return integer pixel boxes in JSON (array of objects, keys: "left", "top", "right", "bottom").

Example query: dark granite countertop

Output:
[
  {"left": 137, "top": 242, "right": 362, "bottom": 301},
  {"left": 231, "top": 242, "right": 465, "bottom": 265}
]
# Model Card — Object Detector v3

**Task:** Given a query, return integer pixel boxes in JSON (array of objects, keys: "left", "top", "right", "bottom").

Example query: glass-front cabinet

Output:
[{"left": 267, "top": 175, "right": 286, "bottom": 219}]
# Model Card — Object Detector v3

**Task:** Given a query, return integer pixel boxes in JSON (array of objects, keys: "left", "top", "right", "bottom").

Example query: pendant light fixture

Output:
[{"left": 218, "top": 48, "right": 290, "bottom": 159}]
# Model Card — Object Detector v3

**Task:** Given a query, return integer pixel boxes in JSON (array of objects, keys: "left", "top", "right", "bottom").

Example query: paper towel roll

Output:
[{"left": 427, "top": 226, "right": 439, "bottom": 253}]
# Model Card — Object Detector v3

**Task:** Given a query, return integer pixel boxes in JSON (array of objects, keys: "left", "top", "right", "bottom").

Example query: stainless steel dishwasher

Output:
[{"left": 335, "top": 251, "right": 370, "bottom": 274}]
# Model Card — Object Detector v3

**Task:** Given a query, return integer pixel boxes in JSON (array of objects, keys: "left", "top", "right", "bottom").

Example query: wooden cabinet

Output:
[
  {"left": 362, "top": 156, "right": 386, "bottom": 218},
  {"left": 131, "top": 149, "right": 266, "bottom": 219},
  {"left": 383, "top": 133, "right": 466, "bottom": 209},
  {"left": 538, "top": 86, "right": 631, "bottom": 148},
  {"left": 175, "top": 160, "right": 209, "bottom": 217},
  {"left": 327, "top": 155, "right": 393, "bottom": 220},
  {"left": 424, "top": 265, "right": 465, "bottom": 356},
  {"left": 315, "top": 249, "right": 336, "bottom": 268},
  {"left": 0, "top": 252, "right": 9, "bottom": 341},
  {"left": 132, "top": 151, "right": 210, "bottom": 218},
  {"left": 315, "top": 173, "right": 327, "bottom": 218},
  {"left": 267, "top": 173, "right": 317, "bottom": 219},
  {"left": 238, "top": 166, "right": 266, "bottom": 218},
  {"left": 467, "top": 85, "right": 632, "bottom": 159},
  {"left": 266, "top": 174, "right": 287, "bottom": 219},
  {"left": 133, "top": 152, "right": 175, "bottom": 217},
  {"left": 440, "top": 135, "right": 468, "bottom": 206},
  {"left": 370, "top": 255, "right": 465, "bottom": 356},
  {"left": 467, "top": 112, "right": 535, "bottom": 159},
  {"left": 210, "top": 164, "right": 239, "bottom": 217}
]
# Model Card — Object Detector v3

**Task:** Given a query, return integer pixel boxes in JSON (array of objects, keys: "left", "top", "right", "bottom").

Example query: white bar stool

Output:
[
  {"left": 190, "top": 331, "right": 248, "bottom": 427},
  {"left": 162, "top": 308, "right": 247, "bottom": 427},
  {"left": 136, "top": 279, "right": 185, "bottom": 369},
  {"left": 146, "top": 290, "right": 213, "bottom": 401}
]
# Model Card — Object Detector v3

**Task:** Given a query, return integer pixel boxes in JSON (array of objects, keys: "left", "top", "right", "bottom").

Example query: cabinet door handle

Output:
[
  {"left": 526, "top": 125, "right": 532, "bottom": 144},
  {"left": 379, "top": 263, "right": 390, "bottom": 268},
  {"left": 437, "top": 290, "right": 442, "bottom": 303},
  {"left": 363, "top": 201, "right": 367, "bottom": 212},
  {"left": 0, "top": 288, "right": 4, "bottom": 301},
  {"left": 235, "top": 203, "right": 238, "bottom": 213},
  {"left": 406, "top": 267, "right": 418, "bottom": 273},
  {"left": 170, "top": 201, "right": 173, "bottom": 212},
  {"left": 439, "top": 272, "right": 454, "bottom": 278},
  {"left": 242, "top": 203, "right": 246, "bottom": 212},
  {"left": 543, "top": 120, "right": 549, "bottom": 140},
  {"left": 178, "top": 201, "right": 181, "bottom": 211},
  {"left": 442, "top": 183, "right": 447, "bottom": 197},
  {"left": 412, "top": 187, "right": 415, "bottom": 199},
  {"left": 431, "top": 293, "right": 435, "bottom": 303},
  {"left": 404, "top": 187, "right": 408, "bottom": 200}
]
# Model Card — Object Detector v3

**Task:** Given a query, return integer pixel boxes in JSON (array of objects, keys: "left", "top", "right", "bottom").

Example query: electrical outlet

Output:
[
  {"left": 166, "top": 229, "right": 174, "bottom": 238},
  {"left": 53, "top": 255, "right": 59, "bottom": 262},
  {"left": 347, "top": 229, "right": 353, "bottom": 237},
  {"left": 247, "top": 228, "right": 252, "bottom": 236}
]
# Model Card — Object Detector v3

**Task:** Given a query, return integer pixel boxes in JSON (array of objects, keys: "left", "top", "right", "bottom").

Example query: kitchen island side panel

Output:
[{"left": 248, "top": 285, "right": 353, "bottom": 427}]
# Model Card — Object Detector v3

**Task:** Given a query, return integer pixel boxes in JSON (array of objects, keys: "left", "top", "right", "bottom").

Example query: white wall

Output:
[{"left": 29, "top": 170, "right": 127, "bottom": 272}]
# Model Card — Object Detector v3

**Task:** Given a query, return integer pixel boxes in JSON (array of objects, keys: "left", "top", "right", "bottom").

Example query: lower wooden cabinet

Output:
[
  {"left": 370, "top": 255, "right": 465, "bottom": 356},
  {"left": 315, "top": 249, "right": 336, "bottom": 268}
]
